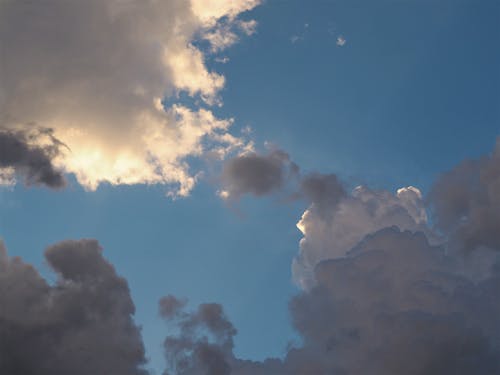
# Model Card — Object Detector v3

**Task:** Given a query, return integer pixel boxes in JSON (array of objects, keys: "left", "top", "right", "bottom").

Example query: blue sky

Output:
[{"left": 0, "top": 1, "right": 499, "bottom": 374}]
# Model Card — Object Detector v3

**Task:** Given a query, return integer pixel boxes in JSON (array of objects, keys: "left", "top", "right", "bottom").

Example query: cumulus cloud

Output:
[
  {"left": 0, "top": 128, "right": 66, "bottom": 188},
  {"left": 285, "top": 228, "right": 500, "bottom": 375},
  {"left": 203, "top": 140, "right": 500, "bottom": 374},
  {"left": 219, "top": 149, "right": 299, "bottom": 200},
  {"left": 161, "top": 227, "right": 500, "bottom": 375},
  {"left": 0, "top": 0, "right": 259, "bottom": 196},
  {"left": 0, "top": 239, "right": 147, "bottom": 374},
  {"left": 294, "top": 184, "right": 434, "bottom": 289},
  {"left": 4, "top": 145, "right": 500, "bottom": 375}
]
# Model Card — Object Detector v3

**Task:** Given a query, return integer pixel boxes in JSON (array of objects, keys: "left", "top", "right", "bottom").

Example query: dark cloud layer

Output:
[
  {"left": 0, "top": 128, "right": 66, "bottom": 188},
  {"left": 0, "top": 239, "right": 147, "bottom": 375}
]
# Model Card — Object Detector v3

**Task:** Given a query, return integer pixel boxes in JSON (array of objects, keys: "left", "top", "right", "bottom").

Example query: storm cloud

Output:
[{"left": 0, "top": 239, "right": 147, "bottom": 375}]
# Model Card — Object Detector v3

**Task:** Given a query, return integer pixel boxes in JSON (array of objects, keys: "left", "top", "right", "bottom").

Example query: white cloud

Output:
[
  {"left": 238, "top": 19, "right": 258, "bottom": 36},
  {"left": 0, "top": 0, "right": 260, "bottom": 196}
]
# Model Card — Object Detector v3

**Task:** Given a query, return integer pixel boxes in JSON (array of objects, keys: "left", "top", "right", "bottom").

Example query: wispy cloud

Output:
[{"left": 290, "top": 23, "right": 309, "bottom": 44}]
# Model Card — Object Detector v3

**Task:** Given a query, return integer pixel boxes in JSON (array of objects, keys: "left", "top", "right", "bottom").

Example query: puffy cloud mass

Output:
[
  {"left": 0, "top": 0, "right": 259, "bottom": 196},
  {"left": 158, "top": 226, "right": 500, "bottom": 374},
  {"left": 0, "top": 239, "right": 147, "bottom": 375},
  {"left": 3, "top": 137, "right": 500, "bottom": 374},
  {"left": 184, "top": 141, "right": 500, "bottom": 374}
]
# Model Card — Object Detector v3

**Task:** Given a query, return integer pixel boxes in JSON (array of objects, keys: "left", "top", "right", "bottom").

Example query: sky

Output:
[{"left": 0, "top": 1, "right": 500, "bottom": 374}]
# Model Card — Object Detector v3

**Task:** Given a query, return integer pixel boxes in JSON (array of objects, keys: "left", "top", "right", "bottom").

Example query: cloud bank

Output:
[{"left": 0, "top": 0, "right": 259, "bottom": 196}]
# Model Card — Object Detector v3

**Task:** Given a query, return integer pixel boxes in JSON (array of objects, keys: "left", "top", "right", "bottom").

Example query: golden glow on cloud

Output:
[{"left": 0, "top": 0, "right": 260, "bottom": 195}]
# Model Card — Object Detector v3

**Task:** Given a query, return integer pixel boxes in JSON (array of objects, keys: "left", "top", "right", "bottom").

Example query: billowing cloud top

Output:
[
  {"left": 294, "top": 184, "right": 434, "bottom": 289},
  {"left": 0, "top": 0, "right": 259, "bottom": 195}
]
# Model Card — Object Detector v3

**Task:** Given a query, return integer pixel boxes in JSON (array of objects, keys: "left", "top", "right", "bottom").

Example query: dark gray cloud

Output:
[
  {"left": 299, "top": 173, "right": 346, "bottom": 216},
  {"left": 159, "top": 295, "right": 188, "bottom": 319},
  {"left": 0, "top": 239, "right": 147, "bottom": 375},
  {"left": 162, "top": 228, "right": 500, "bottom": 375},
  {"left": 220, "top": 148, "right": 349, "bottom": 209},
  {"left": 429, "top": 138, "right": 500, "bottom": 252},
  {"left": 0, "top": 128, "right": 66, "bottom": 188},
  {"left": 219, "top": 149, "right": 299, "bottom": 200}
]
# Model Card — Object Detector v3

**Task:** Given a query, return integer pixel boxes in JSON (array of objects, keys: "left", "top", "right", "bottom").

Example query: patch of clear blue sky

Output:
[{"left": 0, "top": 1, "right": 499, "bottom": 373}]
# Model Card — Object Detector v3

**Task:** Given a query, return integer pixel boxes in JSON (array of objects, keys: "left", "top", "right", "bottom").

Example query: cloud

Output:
[
  {"left": 290, "top": 23, "right": 309, "bottom": 44},
  {"left": 293, "top": 184, "right": 434, "bottom": 289},
  {"left": 0, "top": 0, "right": 259, "bottom": 196},
  {"left": 219, "top": 149, "right": 299, "bottom": 200},
  {"left": 3, "top": 167, "right": 500, "bottom": 375},
  {"left": 160, "top": 301, "right": 237, "bottom": 375},
  {"left": 0, "top": 128, "right": 66, "bottom": 188},
  {"left": 299, "top": 173, "right": 346, "bottom": 215},
  {"left": 336, "top": 36, "right": 346, "bottom": 46},
  {"left": 162, "top": 227, "right": 500, "bottom": 375},
  {"left": 429, "top": 138, "right": 500, "bottom": 253},
  {"left": 202, "top": 19, "right": 257, "bottom": 53},
  {"left": 0, "top": 239, "right": 147, "bottom": 375},
  {"left": 205, "top": 140, "right": 500, "bottom": 373},
  {"left": 284, "top": 228, "right": 500, "bottom": 374},
  {"left": 215, "top": 57, "right": 230, "bottom": 64}
]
